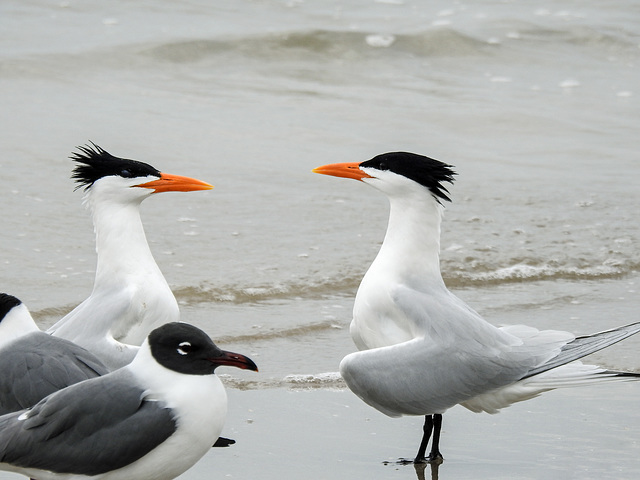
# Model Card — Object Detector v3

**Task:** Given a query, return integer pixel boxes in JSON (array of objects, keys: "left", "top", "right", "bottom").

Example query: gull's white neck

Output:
[
  {"left": 0, "top": 304, "right": 40, "bottom": 349},
  {"left": 125, "top": 341, "right": 228, "bottom": 479}
]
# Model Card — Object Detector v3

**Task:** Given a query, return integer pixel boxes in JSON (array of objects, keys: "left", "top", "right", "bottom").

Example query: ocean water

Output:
[{"left": 1, "top": 0, "right": 639, "bottom": 478}]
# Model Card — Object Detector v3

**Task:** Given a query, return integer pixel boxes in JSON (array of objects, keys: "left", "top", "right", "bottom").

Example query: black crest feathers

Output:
[
  {"left": 71, "top": 143, "right": 161, "bottom": 191},
  {"left": 361, "top": 152, "right": 457, "bottom": 204}
]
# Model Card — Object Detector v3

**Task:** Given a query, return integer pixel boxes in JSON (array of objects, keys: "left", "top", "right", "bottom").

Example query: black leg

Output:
[
  {"left": 414, "top": 415, "right": 434, "bottom": 463},
  {"left": 427, "top": 414, "right": 443, "bottom": 462},
  {"left": 414, "top": 414, "right": 443, "bottom": 464},
  {"left": 395, "top": 414, "right": 444, "bottom": 465}
]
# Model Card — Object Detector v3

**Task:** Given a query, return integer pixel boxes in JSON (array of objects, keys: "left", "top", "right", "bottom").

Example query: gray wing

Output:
[
  {"left": 340, "top": 335, "right": 531, "bottom": 417},
  {"left": 522, "top": 321, "right": 640, "bottom": 379},
  {"left": 339, "top": 285, "right": 545, "bottom": 417},
  {"left": 0, "top": 369, "right": 177, "bottom": 476},
  {"left": 0, "top": 332, "right": 109, "bottom": 415}
]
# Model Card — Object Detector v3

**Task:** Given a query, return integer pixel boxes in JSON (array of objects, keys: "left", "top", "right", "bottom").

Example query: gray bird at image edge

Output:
[
  {"left": 0, "top": 322, "right": 258, "bottom": 480},
  {"left": 0, "top": 293, "right": 108, "bottom": 415}
]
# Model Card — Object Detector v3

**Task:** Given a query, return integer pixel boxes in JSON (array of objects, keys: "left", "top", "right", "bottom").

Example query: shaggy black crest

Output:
[
  {"left": 0, "top": 293, "right": 22, "bottom": 321},
  {"left": 361, "top": 152, "right": 457, "bottom": 204},
  {"left": 71, "top": 143, "right": 161, "bottom": 190}
]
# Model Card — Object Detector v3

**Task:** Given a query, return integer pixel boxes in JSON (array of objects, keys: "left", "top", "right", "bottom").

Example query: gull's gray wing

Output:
[
  {"left": 0, "top": 369, "right": 176, "bottom": 475},
  {"left": 0, "top": 332, "right": 109, "bottom": 415}
]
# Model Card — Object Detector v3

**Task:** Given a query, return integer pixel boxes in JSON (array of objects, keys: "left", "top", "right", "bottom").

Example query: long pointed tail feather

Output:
[{"left": 522, "top": 321, "right": 640, "bottom": 379}]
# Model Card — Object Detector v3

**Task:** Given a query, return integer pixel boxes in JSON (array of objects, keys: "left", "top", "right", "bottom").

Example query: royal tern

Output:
[
  {"left": 314, "top": 152, "right": 640, "bottom": 462},
  {"left": 47, "top": 143, "right": 212, "bottom": 370},
  {"left": 0, "top": 293, "right": 108, "bottom": 414},
  {"left": 0, "top": 322, "right": 258, "bottom": 480}
]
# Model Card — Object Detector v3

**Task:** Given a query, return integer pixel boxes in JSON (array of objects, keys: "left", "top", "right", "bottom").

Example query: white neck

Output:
[
  {"left": 47, "top": 181, "right": 178, "bottom": 363},
  {"left": 87, "top": 193, "right": 163, "bottom": 287},
  {"left": 121, "top": 343, "right": 227, "bottom": 480},
  {"left": 374, "top": 192, "right": 446, "bottom": 289},
  {"left": 0, "top": 304, "right": 39, "bottom": 349},
  {"left": 351, "top": 190, "right": 447, "bottom": 349}
]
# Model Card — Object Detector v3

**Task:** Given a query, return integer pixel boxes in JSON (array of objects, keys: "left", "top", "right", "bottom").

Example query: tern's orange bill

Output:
[
  {"left": 135, "top": 173, "right": 213, "bottom": 193},
  {"left": 312, "top": 162, "right": 372, "bottom": 181}
]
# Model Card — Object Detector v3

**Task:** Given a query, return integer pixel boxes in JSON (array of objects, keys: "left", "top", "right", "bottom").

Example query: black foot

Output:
[
  {"left": 394, "top": 454, "right": 443, "bottom": 465},
  {"left": 213, "top": 437, "right": 236, "bottom": 448},
  {"left": 425, "top": 452, "right": 443, "bottom": 464}
]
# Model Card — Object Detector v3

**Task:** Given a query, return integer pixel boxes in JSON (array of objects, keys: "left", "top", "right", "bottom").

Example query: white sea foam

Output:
[
  {"left": 283, "top": 372, "right": 346, "bottom": 389},
  {"left": 452, "top": 263, "right": 624, "bottom": 284},
  {"left": 365, "top": 34, "right": 396, "bottom": 48}
]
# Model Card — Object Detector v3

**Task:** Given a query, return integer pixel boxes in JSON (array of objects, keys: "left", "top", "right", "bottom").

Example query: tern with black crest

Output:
[
  {"left": 48, "top": 143, "right": 212, "bottom": 370},
  {"left": 314, "top": 152, "right": 640, "bottom": 462}
]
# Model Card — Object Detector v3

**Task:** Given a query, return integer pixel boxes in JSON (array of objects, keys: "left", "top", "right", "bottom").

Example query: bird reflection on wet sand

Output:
[{"left": 383, "top": 457, "right": 442, "bottom": 480}]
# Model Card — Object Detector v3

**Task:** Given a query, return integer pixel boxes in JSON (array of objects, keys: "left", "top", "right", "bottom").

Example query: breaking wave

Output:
[
  {"left": 143, "top": 23, "right": 638, "bottom": 64},
  {"left": 31, "top": 258, "right": 638, "bottom": 326},
  {"left": 170, "top": 259, "right": 638, "bottom": 308},
  {"left": 444, "top": 262, "right": 639, "bottom": 288},
  {"left": 143, "top": 28, "right": 492, "bottom": 64},
  {"left": 172, "top": 275, "right": 362, "bottom": 306}
]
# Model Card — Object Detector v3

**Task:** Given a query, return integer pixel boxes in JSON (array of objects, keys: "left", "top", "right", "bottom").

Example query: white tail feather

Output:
[{"left": 461, "top": 362, "right": 640, "bottom": 414}]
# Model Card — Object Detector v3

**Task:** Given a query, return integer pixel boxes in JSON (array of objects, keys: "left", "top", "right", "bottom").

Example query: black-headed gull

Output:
[{"left": 0, "top": 322, "right": 257, "bottom": 480}]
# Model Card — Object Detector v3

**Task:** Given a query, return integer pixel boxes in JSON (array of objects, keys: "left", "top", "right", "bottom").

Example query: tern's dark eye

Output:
[
  {"left": 120, "top": 169, "right": 133, "bottom": 178},
  {"left": 177, "top": 342, "right": 192, "bottom": 355},
  {"left": 378, "top": 161, "right": 389, "bottom": 171}
]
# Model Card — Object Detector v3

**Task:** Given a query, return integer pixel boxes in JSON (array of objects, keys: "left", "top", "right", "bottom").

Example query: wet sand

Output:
[
  {"left": 0, "top": 383, "right": 637, "bottom": 480},
  {"left": 180, "top": 383, "right": 640, "bottom": 480},
  {"left": 0, "top": 278, "right": 638, "bottom": 480}
]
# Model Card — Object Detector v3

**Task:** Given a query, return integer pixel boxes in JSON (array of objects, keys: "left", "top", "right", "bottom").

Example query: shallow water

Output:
[{"left": 1, "top": 0, "right": 639, "bottom": 478}]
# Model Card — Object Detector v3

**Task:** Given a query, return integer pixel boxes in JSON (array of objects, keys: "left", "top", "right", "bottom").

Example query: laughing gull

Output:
[
  {"left": 0, "top": 322, "right": 257, "bottom": 480},
  {"left": 0, "top": 293, "right": 108, "bottom": 415},
  {"left": 47, "top": 143, "right": 213, "bottom": 370},
  {"left": 314, "top": 152, "right": 640, "bottom": 462}
]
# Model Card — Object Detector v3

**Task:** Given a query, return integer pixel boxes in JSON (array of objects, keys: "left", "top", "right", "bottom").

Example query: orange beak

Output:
[
  {"left": 312, "top": 162, "right": 372, "bottom": 181},
  {"left": 134, "top": 173, "right": 213, "bottom": 193}
]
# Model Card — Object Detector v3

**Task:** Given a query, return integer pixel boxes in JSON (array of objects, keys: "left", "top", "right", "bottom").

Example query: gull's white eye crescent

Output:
[{"left": 177, "top": 342, "right": 192, "bottom": 355}]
